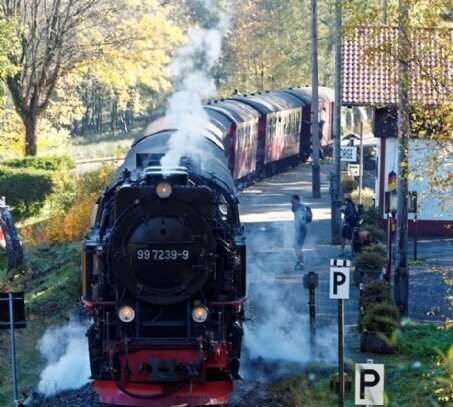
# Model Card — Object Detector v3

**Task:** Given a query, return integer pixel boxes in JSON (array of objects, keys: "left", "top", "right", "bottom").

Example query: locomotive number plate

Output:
[{"left": 136, "top": 249, "right": 190, "bottom": 261}]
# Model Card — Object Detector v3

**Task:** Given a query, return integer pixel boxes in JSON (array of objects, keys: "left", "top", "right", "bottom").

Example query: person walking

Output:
[
  {"left": 291, "top": 195, "right": 312, "bottom": 270},
  {"left": 340, "top": 193, "right": 358, "bottom": 257}
]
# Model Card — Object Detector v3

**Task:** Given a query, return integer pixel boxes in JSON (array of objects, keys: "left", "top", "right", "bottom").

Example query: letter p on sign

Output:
[
  {"left": 329, "top": 268, "right": 350, "bottom": 299},
  {"left": 355, "top": 363, "right": 384, "bottom": 405}
]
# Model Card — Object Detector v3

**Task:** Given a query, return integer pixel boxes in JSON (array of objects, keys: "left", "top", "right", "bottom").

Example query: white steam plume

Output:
[
  {"left": 37, "top": 319, "right": 91, "bottom": 396},
  {"left": 160, "top": 1, "right": 231, "bottom": 169},
  {"left": 241, "top": 221, "right": 338, "bottom": 380}
]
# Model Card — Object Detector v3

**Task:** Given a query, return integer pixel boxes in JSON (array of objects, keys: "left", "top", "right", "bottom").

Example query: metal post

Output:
[
  {"left": 359, "top": 120, "right": 364, "bottom": 205},
  {"left": 304, "top": 271, "right": 318, "bottom": 358},
  {"left": 338, "top": 298, "right": 344, "bottom": 407},
  {"left": 311, "top": 0, "right": 321, "bottom": 198},
  {"left": 309, "top": 285, "right": 316, "bottom": 355},
  {"left": 331, "top": 0, "right": 342, "bottom": 243},
  {"left": 9, "top": 293, "right": 18, "bottom": 406},
  {"left": 386, "top": 215, "right": 392, "bottom": 281},
  {"left": 414, "top": 213, "right": 418, "bottom": 261}
]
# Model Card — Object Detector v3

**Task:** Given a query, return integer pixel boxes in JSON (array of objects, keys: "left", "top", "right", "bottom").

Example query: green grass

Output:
[
  {"left": 270, "top": 323, "right": 453, "bottom": 406},
  {"left": 0, "top": 243, "right": 83, "bottom": 406},
  {"left": 69, "top": 125, "right": 143, "bottom": 161}
]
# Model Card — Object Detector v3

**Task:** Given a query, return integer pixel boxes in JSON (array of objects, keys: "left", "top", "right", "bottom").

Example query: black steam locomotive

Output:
[
  {"left": 82, "top": 86, "right": 334, "bottom": 406},
  {"left": 82, "top": 120, "right": 246, "bottom": 406}
]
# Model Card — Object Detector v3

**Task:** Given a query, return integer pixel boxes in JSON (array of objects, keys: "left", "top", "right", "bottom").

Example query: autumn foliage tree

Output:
[{"left": 1, "top": 0, "right": 183, "bottom": 156}]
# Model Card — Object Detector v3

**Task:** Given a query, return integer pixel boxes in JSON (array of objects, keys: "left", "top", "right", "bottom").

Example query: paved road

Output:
[
  {"left": 237, "top": 162, "right": 360, "bottom": 381},
  {"left": 237, "top": 161, "right": 452, "bottom": 381}
]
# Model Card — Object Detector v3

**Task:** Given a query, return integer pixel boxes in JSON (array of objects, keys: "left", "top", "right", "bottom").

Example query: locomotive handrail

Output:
[
  {"left": 209, "top": 296, "right": 248, "bottom": 306},
  {"left": 81, "top": 297, "right": 116, "bottom": 309},
  {"left": 143, "top": 165, "right": 188, "bottom": 175}
]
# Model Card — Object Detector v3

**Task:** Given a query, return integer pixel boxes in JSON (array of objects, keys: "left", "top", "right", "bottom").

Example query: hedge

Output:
[
  {"left": 0, "top": 165, "right": 55, "bottom": 219},
  {"left": 2, "top": 155, "right": 75, "bottom": 171}
]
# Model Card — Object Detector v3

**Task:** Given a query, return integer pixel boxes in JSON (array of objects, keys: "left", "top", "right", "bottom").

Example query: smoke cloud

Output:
[
  {"left": 240, "top": 220, "right": 338, "bottom": 381},
  {"left": 37, "top": 319, "right": 91, "bottom": 396},
  {"left": 160, "top": 1, "right": 230, "bottom": 169}
]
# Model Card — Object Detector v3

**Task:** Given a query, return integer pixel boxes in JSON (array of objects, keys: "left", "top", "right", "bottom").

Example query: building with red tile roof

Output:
[
  {"left": 342, "top": 26, "right": 452, "bottom": 106},
  {"left": 341, "top": 26, "right": 452, "bottom": 237}
]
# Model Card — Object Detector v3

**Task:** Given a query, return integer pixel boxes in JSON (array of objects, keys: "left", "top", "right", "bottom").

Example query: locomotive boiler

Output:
[{"left": 82, "top": 121, "right": 246, "bottom": 406}]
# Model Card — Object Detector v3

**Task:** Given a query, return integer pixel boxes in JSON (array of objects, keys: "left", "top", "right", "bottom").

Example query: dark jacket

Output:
[{"left": 343, "top": 200, "right": 357, "bottom": 227}]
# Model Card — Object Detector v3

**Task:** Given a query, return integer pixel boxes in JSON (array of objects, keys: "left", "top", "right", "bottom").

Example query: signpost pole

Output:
[
  {"left": 414, "top": 212, "right": 418, "bottom": 261},
  {"left": 329, "top": 259, "right": 350, "bottom": 407},
  {"left": 338, "top": 298, "right": 344, "bottom": 407},
  {"left": 8, "top": 293, "right": 18, "bottom": 406}
]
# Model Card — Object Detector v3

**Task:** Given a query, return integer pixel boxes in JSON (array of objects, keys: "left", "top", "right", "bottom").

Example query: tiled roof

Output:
[{"left": 342, "top": 27, "right": 452, "bottom": 105}]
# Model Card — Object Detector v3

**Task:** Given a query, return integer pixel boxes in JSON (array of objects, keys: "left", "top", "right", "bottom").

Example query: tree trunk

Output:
[
  {"left": 23, "top": 112, "right": 38, "bottom": 156},
  {"left": 0, "top": 206, "right": 24, "bottom": 273}
]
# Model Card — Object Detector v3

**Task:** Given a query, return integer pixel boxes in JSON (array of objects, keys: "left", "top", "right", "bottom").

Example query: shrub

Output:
[
  {"left": 76, "top": 163, "right": 116, "bottom": 198},
  {"left": 362, "top": 244, "right": 387, "bottom": 258},
  {"left": 360, "top": 280, "right": 392, "bottom": 314},
  {"left": 0, "top": 156, "right": 77, "bottom": 219},
  {"left": 351, "top": 187, "right": 375, "bottom": 209},
  {"left": 46, "top": 195, "right": 96, "bottom": 244},
  {"left": 353, "top": 249, "right": 387, "bottom": 273},
  {"left": 341, "top": 179, "right": 358, "bottom": 194},
  {"left": 362, "top": 206, "right": 380, "bottom": 226},
  {"left": 43, "top": 165, "right": 115, "bottom": 244},
  {"left": 0, "top": 165, "right": 54, "bottom": 219},
  {"left": 3, "top": 155, "right": 75, "bottom": 171},
  {"left": 362, "top": 302, "right": 400, "bottom": 335}
]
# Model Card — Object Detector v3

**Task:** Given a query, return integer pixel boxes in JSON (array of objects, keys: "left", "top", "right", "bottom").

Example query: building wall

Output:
[{"left": 377, "top": 137, "right": 453, "bottom": 236}]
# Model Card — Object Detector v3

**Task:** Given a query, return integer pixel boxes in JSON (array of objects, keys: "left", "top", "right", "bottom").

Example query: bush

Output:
[
  {"left": 362, "top": 206, "right": 380, "bottom": 226},
  {"left": 358, "top": 280, "right": 393, "bottom": 331},
  {"left": 46, "top": 196, "right": 95, "bottom": 244},
  {"left": 362, "top": 302, "right": 400, "bottom": 334},
  {"left": 362, "top": 244, "right": 387, "bottom": 258},
  {"left": 0, "top": 156, "right": 77, "bottom": 219},
  {"left": 42, "top": 165, "right": 115, "bottom": 244},
  {"left": 0, "top": 165, "right": 54, "bottom": 219},
  {"left": 351, "top": 187, "right": 375, "bottom": 209},
  {"left": 76, "top": 163, "right": 116, "bottom": 198},
  {"left": 353, "top": 249, "right": 387, "bottom": 273},
  {"left": 3, "top": 155, "right": 75, "bottom": 171},
  {"left": 340, "top": 178, "right": 358, "bottom": 194}
]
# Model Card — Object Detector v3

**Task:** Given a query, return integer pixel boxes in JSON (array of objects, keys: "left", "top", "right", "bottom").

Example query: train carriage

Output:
[
  {"left": 283, "top": 87, "right": 335, "bottom": 158},
  {"left": 205, "top": 100, "right": 259, "bottom": 183}
]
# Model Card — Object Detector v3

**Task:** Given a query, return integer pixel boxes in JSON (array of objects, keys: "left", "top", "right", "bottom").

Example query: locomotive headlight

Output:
[
  {"left": 118, "top": 305, "right": 135, "bottom": 323},
  {"left": 156, "top": 182, "right": 172, "bottom": 199},
  {"left": 219, "top": 203, "right": 228, "bottom": 216},
  {"left": 192, "top": 305, "right": 208, "bottom": 323}
]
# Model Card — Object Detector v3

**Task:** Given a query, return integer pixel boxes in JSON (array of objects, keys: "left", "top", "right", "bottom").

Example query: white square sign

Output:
[
  {"left": 329, "top": 268, "right": 350, "bottom": 299},
  {"left": 355, "top": 363, "right": 385, "bottom": 405},
  {"left": 341, "top": 146, "right": 357, "bottom": 162},
  {"left": 348, "top": 163, "right": 360, "bottom": 177}
]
